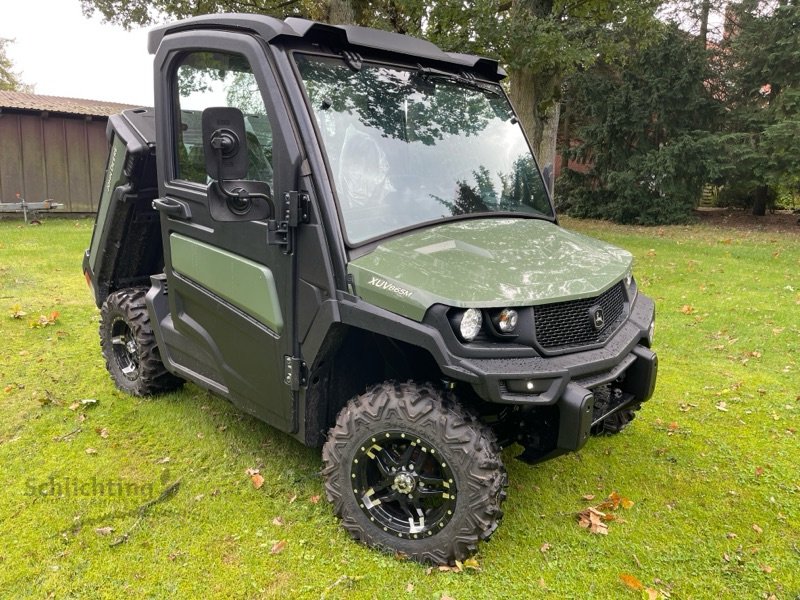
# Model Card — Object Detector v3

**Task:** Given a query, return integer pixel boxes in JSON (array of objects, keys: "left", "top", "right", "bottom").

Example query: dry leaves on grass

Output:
[
  {"left": 578, "top": 491, "right": 634, "bottom": 535},
  {"left": 620, "top": 574, "right": 662, "bottom": 598},
  {"left": 30, "top": 311, "right": 59, "bottom": 328},
  {"left": 9, "top": 304, "right": 27, "bottom": 319},
  {"left": 245, "top": 467, "right": 265, "bottom": 490},
  {"left": 270, "top": 540, "right": 287, "bottom": 554}
]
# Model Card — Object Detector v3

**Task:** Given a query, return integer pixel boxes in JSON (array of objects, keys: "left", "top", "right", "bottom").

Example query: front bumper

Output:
[{"left": 332, "top": 291, "right": 656, "bottom": 458}]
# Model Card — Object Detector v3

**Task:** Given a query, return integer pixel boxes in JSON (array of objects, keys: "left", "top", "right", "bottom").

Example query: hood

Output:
[{"left": 347, "top": 218, "right": 633, "bottom": 321}]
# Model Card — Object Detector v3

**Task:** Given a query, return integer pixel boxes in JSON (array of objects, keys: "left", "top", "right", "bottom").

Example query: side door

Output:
[{"left": 152, "top": 32, "right": 300, "bottom": 432}]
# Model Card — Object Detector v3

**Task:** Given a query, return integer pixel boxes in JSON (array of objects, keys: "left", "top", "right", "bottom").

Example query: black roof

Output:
[{"left": 147, "top": 14, "right": 504, "bottom": 80}]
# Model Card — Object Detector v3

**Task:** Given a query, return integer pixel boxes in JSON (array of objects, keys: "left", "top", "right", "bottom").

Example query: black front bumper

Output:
[
  {"left": 444, "top": 294, "right": 657, "bottom": 459},
  {"left": 333, "top": 292, "right": 657, "bottom": 459}
]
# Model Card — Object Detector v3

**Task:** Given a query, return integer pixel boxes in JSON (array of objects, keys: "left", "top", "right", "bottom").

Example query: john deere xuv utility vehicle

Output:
[{"left": 84, "top": 14, "right": 657, "bottom": 564}]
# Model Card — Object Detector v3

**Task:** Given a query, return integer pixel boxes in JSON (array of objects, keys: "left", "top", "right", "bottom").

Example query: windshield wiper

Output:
[{"left": 413, "top": 65, "right": 501, "bottom": 97}]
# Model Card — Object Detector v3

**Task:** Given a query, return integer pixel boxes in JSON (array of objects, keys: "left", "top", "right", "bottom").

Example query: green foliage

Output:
[
  {"left": 558, "top": 24, "right": 721, "bottom": 225},
  {"left": 711, "top": 1, "right": 800, "bottom": 214},
  {"left": 0, "top": 38, "right": 31, "bottom": 92}
]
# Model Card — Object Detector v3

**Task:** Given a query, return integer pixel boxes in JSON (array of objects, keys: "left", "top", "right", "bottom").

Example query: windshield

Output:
[{"left": 296, "top": 54, "right": 553, "bottom": 245}]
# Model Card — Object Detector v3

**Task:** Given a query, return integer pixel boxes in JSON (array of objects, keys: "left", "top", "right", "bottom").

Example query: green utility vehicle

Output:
[{"left": 84, "top": 14, "right": 657, "bottom": 564}]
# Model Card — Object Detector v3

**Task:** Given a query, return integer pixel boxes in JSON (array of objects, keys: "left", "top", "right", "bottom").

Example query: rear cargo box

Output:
[{"left": 83, "top": 108, "right": 162, "bottom": 307}]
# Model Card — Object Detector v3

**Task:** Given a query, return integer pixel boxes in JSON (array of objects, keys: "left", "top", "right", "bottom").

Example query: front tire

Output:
[
  {"left": 99, "top": 287, "right": 183, "bottom": 396},
  {"left": 322, "top": 382, "right": 507, "bottom": 564}
]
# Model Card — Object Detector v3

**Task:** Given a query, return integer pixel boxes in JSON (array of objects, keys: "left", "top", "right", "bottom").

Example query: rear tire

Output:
[
  {"left": 322, "top": 382, "right": 507, "bottom": 564},
  {"left": 99, "top": 287, "right": 183, "bottom": 396}
]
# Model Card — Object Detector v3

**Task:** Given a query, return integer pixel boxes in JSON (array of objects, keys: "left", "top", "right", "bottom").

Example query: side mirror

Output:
[
  {"left": 202, "top": 107, "right": 249, "bottom": 180},
  {"left": 201, "top": 107, "right": 272, "bottom": 222}
]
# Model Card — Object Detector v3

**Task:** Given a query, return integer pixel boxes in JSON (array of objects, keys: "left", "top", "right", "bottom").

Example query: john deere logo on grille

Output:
[{"left": 589, "top": 306, "right": 605, "bottom": 330}]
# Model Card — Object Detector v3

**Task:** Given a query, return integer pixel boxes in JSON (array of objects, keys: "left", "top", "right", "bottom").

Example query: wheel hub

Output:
[
  {"left": 393, "top": 471, "right": 417, "bottom": 494},
  {"left": 351, "top": 430, "right": 457, "bottom": 539}
]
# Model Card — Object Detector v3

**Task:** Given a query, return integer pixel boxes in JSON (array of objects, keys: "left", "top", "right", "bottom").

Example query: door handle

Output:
[{"left": 152, "top": 198, "right": 191, "bottom": 219}]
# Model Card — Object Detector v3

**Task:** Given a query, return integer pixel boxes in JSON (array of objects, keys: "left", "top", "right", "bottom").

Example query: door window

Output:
[{"left": 174, "top": 51, "right": 273, "bottom": 186}]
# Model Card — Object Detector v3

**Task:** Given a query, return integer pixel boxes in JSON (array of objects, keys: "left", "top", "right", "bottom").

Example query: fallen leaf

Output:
[
  {"left": 578, "top": 507, "right": 609, "bottom": 535},
  {"left": 270, "top": 540, "right": 287, "bottom": 554},
  {"left": 406, "top": 583, "right": 414, "bottom": 593},
  {"left": 752, "top": 523, "right": 763, "bottom": 534},
  {"left": 288, "top": 494, "right": 298, "bottom": 504},
  {"left": 251, "top": 473, "right": 265, "bottom": 489},
  {"left": 272, "top": 516, "right": 284, "bottom": 527},
  {"left": 726, "top": 532, "right": 737, "bottom": 539},
  {"left": 540, "top": 542, "right": 551, "bottom": 553},
  {"left": 538, "top": 578, "right": 547, "bottom": 589},
  {"left": 680, "top": 305, "right": 694, "bottom": 315},
  {"left": 309, "top": 495, "right": 321, "bottom": 504},
  {"left": 9, "top": 304, "right": 27, "bottom": 319},
  {"left": 645, "top": 588, "right": 659, "bottom": 600},
  {"left": 3, "top": 385, "right": 13, "bottom": 394},
  {"left": 155, "top": 456, "right": 170, "bottom": 464},
  {"left": 95, "top": 526, "right": 114, "bottom": 536},
  {"left": 620, "top": 573, "right": 644, "bottom": 591},
  {"left": 85, "top": 448, "right": 97, "bottom": 455},
  {"left": 68, "top": 402, "right": 80, "bottom": 411},
  {"left": 245, "top": 467, "right": 260, "bottom": 476},
  {"left": 438, "top": 565, "right": 451, "bottom": 572},
  {"left": 441, "top": 595, "right": 455, "bottom": 600},
  {"left": 755, "top": 467, "right": 764, "bottom": 477},
  {"left": 620, "top": 497, "right": 634, "bottom": 510},
  {"left": 760, "top": 564, "right": 773, "bottom": 574},
  {"left": 581, "top": 494, "right": 595, "bottom": 501},
  {"left": 463, "top": 557, "right": 480, "bottom": 571},
  {"left": 716, "top": 402, "right": 729, "bottom": 412},
  {"left": 97, "top": 428, "right": 109, "bottom": 439}
]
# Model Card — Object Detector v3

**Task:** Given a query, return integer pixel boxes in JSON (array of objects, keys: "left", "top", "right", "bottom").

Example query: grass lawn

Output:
[{"left": 0, "top": 216, "right": 798, "bottom": 599}]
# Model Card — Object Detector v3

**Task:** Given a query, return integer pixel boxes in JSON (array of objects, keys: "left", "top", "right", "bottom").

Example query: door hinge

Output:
[
  {"left": 268, "top": 191, "right": 310, "bottom": 253},
  {"left": 284, "top": 355, "right": 307, "bottom": 391}
]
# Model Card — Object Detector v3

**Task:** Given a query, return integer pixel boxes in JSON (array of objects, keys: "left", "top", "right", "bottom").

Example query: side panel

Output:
[{"left": 170, "top": 233, "right": 284, "bottom": 334}]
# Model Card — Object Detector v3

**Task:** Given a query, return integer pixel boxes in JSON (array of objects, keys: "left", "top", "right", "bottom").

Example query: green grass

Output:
[{"left": 1, "top": 217, "right": 798, "bottom": 599}]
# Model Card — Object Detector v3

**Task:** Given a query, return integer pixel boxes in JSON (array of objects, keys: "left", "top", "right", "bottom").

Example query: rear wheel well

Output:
[{"left": 302, "top": 325, "right": 443, "bottom": 447}]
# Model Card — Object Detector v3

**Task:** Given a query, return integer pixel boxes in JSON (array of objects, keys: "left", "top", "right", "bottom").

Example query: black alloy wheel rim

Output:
[
  {"left": 110, "top": 317, "right": 139, "bottom": 381},
  {"left": 351, "top": 430, "right": 457, "bottom": 539}
]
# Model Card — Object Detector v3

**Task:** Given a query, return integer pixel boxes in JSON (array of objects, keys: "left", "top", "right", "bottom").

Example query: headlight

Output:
[
  {"left": 494, "top": 308, "right": 518, "bottom": 334},
  {"left": 456, "top": 308, "right": 483, "bottom": 341}
]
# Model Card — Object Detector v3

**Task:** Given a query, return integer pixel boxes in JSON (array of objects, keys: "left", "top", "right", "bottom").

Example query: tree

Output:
[
  {"left": 413, "top": 0, "right": 664, "bottom": 192},
  {"left": 0, "top": 38, "right": 31, "bottom": 92},
  {"left": 81, "top": 0, "right": 665, "bottom": 191},
  {"left": 713, "top": 0, "right": 800, "bottom": 215},
  {"left": 556, "top": 24, "right": 721, "bottom": 224}
]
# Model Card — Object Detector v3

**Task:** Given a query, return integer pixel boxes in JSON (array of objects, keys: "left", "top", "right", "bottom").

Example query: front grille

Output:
[{"left": 533, "top": 282, "right": 626, "bottom": 351}]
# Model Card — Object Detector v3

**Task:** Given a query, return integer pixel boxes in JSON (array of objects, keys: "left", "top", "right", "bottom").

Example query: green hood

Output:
[{"left": 347, "top": 218, "right": 632, "bottom": 321}]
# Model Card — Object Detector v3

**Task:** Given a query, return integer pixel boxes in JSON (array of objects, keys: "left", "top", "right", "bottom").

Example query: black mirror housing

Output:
[{"left": 202, "top": 107, "right": 249, "bottom": 181}]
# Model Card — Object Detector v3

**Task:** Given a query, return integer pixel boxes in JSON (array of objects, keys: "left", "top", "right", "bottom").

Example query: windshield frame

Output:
[{"left": 290, "top": 49, "right": 556, "bottom": 249}]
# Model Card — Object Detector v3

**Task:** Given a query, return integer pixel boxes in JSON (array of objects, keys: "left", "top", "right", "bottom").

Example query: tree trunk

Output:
[
  {"left": 752, "top": 185, "right": 768, "bottom": 216},
  {"left": 327, "top": 0, "right": 354, "bottom": 24},
  {"left": 508, "top": 67, "right": 561, "bottom": 195},
  {"left": 699, "top": 0, "right": 711, "bottom": 48}
]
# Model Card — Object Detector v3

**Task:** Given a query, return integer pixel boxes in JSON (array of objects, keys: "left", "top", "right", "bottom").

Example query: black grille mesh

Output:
[{"left": 533, "top": 282, "right": 626, "bottom": 351}]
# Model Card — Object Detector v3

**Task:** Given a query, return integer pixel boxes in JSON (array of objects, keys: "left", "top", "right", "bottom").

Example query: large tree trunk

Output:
[
  {"left": 327, "top": 0, "right": 354, "bottom": 24},
  {"left": 752, "top": 184, "right": 768, "bottom": 216},
  {"left": 508, "top": 67, "right": 561, "bottom": 195}
]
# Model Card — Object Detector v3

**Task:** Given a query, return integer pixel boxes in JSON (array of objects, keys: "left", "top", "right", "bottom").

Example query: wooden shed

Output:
[{"left": 0, "top": 91, "right": 137, "bottom": 213}]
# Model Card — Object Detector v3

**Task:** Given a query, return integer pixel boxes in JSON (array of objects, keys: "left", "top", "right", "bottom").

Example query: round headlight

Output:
[
  {"left": 496, "top": 308, "right": 518, "bottom": 333},
  {"left": 459, "top": 308, "right": 483, "bottom": 341}
]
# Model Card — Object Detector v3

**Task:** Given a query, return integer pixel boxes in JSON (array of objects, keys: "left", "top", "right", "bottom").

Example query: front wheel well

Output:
[{"left": 302, "top": 325, "right": 444, "bottom": 447}]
